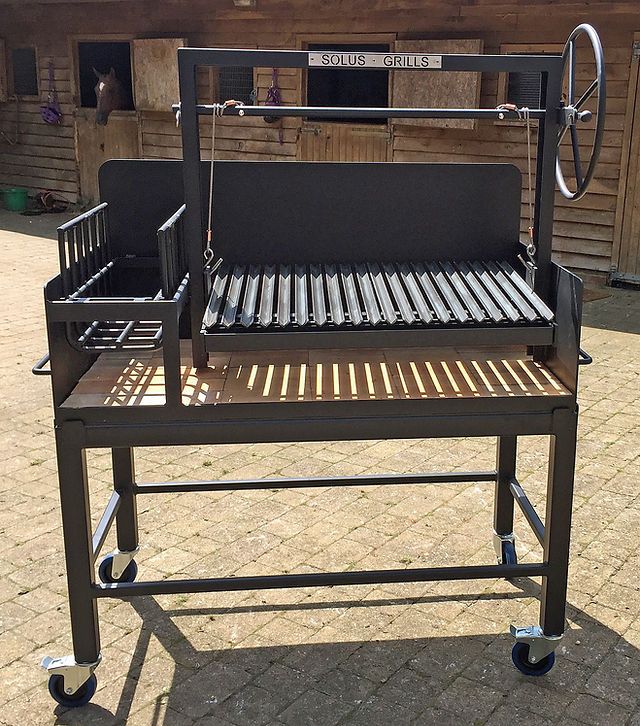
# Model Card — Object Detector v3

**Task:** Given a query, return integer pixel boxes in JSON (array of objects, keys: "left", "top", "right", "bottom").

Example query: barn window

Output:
[
  {"left": 218, "top": 67, "right": 255, "bottom": 105},
  {"left": 77, "top": 41, "right": 135, "bottom": 110},
  {"left": 306, "top": 43, "right": 389, "bottom": 124},
  {"left": 498, "top": 44, "right": 562, "bottom": 112},
  {"left": 12, "top": 47, "right": 38, "bottom": 96}
]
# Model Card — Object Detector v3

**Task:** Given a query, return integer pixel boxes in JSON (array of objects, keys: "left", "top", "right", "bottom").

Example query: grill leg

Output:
[
  {"left": 162, "top": 314, "right": 182, "bottom": 406},
  {"left": 113, "top": 448, "right": 138, "bottom": 553},
  {"left": 54, "top": 421, "right": 101, "bottom": 664},
  {"left": 494, "top": 436, "right": 516, "bottom": 537},
  {"left": 540, "top": 408, "right": 578, "bottom": 637}
]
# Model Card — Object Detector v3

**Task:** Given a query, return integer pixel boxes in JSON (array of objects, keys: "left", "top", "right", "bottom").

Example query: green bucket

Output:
[{"left": 3, "top": 187, "right": 29, "bottom": 212}]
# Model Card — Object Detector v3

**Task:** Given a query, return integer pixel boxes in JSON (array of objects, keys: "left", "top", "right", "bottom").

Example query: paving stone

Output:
[{"left": 277, "top": 688, "right": 352, "bottom": 726}]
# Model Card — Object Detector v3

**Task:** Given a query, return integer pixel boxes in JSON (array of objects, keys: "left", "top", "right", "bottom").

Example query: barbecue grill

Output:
[{"left": 36, "top": 25, "right": 605, "bottom": 707}]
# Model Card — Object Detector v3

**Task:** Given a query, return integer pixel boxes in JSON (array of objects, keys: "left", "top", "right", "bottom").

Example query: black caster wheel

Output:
[
  {"left": 48, "top": 673, "right": 97, "bottom": 708},
  {"left": 502, "top": 540, "right": 518, "bottom": 566},
  {"left": 511, "top": 642, "right": 556, "bottom": 676},
  {"left": 98, "top": 555, "right": 138, "bottom": 584}
]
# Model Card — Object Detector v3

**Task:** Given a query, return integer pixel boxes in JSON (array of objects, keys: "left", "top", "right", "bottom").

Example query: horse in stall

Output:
[{"left": 93, "top": 67, "right": 126, "bottom": 126}]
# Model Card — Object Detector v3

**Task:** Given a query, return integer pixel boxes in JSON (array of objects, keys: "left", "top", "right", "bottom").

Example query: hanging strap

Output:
[
  {"left": 264, "top": 68, "right": 284, "bottom": 144},
  {"left": 204, "top": 99, "right": 244, "bottom": 270}
]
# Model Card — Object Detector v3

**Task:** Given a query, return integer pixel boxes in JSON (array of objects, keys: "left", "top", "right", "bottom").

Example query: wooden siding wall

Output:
[
  {"left": 0, "top": 0, "right": 638, "bottom": 279},
  {"left": 0, "top": 51, "right": 77, "bottom": 197}
]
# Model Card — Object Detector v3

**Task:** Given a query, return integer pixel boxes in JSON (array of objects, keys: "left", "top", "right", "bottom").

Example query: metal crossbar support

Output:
[
  {"left": 91, "top": 491, "right": 120, "bottom": 562},
  {"left": 94, "top": 562, "right": 550, "bottom": 599},
  {"left": 510, "top": 478, "right": 546, "bottom": 546},
  {"left": 134, "top": 470, "right": 498, "bottom": 495}
]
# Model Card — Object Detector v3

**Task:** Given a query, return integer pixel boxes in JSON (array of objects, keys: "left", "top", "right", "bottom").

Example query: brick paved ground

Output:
[{"left": 0, "top": 209, "right": 638, "bottom": 725}]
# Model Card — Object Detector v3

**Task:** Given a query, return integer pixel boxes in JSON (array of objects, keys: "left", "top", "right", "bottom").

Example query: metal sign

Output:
[{"left": 308, "top": 52, "right": 443, "bottom": 70}]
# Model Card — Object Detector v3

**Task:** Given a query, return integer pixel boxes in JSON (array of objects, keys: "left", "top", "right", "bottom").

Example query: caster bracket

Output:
[
  {"left": 510, "top": 624, "right": 562, "bottom": 663},
  {"left": 107, "top": 547, "right": 139, "bottom": 580},
  {"left": 493, "top": 531, "right": 515, "bottom": 563},
  {"left": 41, "top": 654, "right": 101, "bottom": 696}
]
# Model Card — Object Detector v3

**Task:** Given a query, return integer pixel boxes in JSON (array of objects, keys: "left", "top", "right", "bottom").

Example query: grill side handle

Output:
[
  {"left": 578, "top": 348, "right": 593, "bottom": 366},
  {"left": 32, "top": 352, "right": 51, "bottom": 376}
]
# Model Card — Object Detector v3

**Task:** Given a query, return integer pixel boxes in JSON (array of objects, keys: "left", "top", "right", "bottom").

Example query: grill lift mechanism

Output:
[{"left": 38, "top": 24, "right": 603, "bottom": 707}]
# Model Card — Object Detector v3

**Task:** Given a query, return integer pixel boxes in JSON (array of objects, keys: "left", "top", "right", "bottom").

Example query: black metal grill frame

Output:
[{"left": 38, "top": 43, "right": 592, "bottom": 705}]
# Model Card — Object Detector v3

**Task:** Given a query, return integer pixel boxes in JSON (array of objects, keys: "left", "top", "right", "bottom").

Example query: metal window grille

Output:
[
  {"left": 218, "top": 67, "right": 255, "bottom": 105},
  {"left": 506, "top": 70, "right": 542, "bottom": 108}
]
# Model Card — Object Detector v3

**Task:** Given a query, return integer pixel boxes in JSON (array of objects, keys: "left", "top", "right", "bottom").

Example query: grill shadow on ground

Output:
[{"left": 51, "top": 577, "right": 639, "bottom": 725}]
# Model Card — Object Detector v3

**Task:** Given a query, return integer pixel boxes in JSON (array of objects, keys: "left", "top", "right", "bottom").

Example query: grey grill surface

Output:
[{"left": 203, "top": 260, "right": 554, "bottom": 331}]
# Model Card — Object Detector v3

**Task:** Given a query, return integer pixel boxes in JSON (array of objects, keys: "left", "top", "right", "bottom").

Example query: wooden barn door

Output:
[
  {"left": 73, "top": 37, "right": 184, "bottom": 203},
  {"left": 75, "top": 111, "right": 139, "bottom": 202},
  {"left": 300, "top": 123, "right": 390, "bottom": 161},
  {"left": 613, "top": 35, "right": 640, "bottom": 284},
  {"left": 72, "top": 36, "right": 140, "bottom": 203}
]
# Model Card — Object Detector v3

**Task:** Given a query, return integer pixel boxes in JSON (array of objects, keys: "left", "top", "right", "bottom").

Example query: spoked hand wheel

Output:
[{"left": 556, "top": 24, "right": 606, "bottom": 201}]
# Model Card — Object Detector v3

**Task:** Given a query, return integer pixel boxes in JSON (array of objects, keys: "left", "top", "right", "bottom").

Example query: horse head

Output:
[{"left": 93, "top": 67, "right": 125, "bottom": 126}]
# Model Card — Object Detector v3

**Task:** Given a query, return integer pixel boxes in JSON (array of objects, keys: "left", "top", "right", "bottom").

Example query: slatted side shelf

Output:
[{"left": 63, "top": 343, "right": 569, "bottom": 408}]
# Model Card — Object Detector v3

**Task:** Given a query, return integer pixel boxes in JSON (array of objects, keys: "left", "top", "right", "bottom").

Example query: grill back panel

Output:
[
  {"left": 98, "top": 159, "right": 523, "bottom": 265},
  {"left": 212, "top": 162, "right": 522, "bottom": 264}
]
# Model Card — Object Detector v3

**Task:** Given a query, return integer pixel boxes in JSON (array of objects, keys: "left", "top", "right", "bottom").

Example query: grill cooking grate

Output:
[{"left": 203, "top": 259, "right": 554, "bottom": 331}]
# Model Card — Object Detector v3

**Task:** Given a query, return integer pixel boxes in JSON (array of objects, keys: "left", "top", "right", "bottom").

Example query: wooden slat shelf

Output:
[{"left": 63, "top": 342, "right": 569, "bottom": 408}]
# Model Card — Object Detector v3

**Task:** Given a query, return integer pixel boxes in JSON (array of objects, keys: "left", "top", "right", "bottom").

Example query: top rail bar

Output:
[
  {"left": 58, "top": 202, "right": 108, "bottom": 233},
  {"left": 178, "top": 47, "right": 563, "bottom": 74},
  {"left": 158, "top": 203, "right": 187, "bottom": 234},
  {"left": 177, "top": 104, "right": 546, "bottom": 121}
]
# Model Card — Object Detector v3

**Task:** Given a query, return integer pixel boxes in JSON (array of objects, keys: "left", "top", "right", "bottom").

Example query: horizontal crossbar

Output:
[
  {"left": 134, "top": 470, "right": 498, "bottom": 495},
  {"left": 94, "top": 562, "right": 549, "bottom": 598},
  {"left": 510, "top": 478, "right": 545, "bottom": 546},
  {"left": 179, "top": 104, "right": 546, "bottom": 121},
  {"left": 177, "top": 47, "right": 563, "bottom": 74}
]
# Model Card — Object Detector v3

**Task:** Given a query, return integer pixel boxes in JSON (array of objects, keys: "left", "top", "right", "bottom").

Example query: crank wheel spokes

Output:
[{"left": 555, "top": 24, "right": 606, "bottom": 202}]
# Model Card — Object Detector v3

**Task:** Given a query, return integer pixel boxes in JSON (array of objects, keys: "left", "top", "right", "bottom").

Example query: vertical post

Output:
[
  {"left": 56, "top": 421, "right": 101, "bottom": 664},
  {"left": 178, "top": 49, "right": 207, "bottom": 368},
  {"left": 540, "top": 408, "right": 578, "bottom": 637},
  {"left": 534, "top": 60, "right": 564, "bottom": 302},
  {"left": 494, "top": 436, "right": 517, "bottom": 537},
  {"left": 112, "top": 448, "right": 138, "bottom": 553},
  {"left": 162, "top": 310, "right": 182, "bottom": 407}
]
